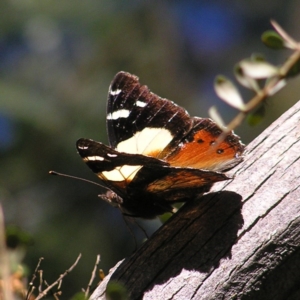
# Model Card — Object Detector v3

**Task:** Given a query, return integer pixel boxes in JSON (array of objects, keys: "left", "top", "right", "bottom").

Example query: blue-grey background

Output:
[{"left": 1, "top": 1, "right": 299, "bottom": 297}]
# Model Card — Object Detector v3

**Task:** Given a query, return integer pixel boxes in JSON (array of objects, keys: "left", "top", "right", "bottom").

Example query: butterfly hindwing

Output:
[
  {"left": 165, "top": 117, "right": 244, "bottom": 172},
  {"left": 130, "top": 165, "right": 229, "bottom": 200}
]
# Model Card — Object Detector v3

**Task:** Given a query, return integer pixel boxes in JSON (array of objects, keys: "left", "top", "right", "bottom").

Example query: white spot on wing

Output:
[
  {"left": 110, "top": 88, "right": 122, "bottom": 96},
  {"left": 107, "top": 109, "right": 130, "bottom": 120},
  {"left": 136, "top": 100, "right": 147, "bottom": 107},
  {"left": 107, "top": 153, "right": 118, "bottom": 157},
  {"left": 103, "top": 165, "right": 142, "bottom": 181},
  {"left": 77, "top": 145, "right": 88, "bottom": 150},
  {"left": 117, "top": 127, "right": 173, "bottom": 155},
  {"left": 87, "top": 156, "right": 104, "bottom": 161}
]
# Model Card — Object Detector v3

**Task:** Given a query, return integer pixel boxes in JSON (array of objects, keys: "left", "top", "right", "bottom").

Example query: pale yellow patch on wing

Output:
[
  {"left": 117, "top": 127, "right": 173, "bottom": 157},
  {"left": 102, "top": 165, "right": 142, "bottom": 181}
]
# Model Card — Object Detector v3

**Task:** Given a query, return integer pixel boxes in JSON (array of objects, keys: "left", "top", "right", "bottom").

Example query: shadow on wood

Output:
[{"left": 94, "top": 191, "right": 243, "bottom": 299}]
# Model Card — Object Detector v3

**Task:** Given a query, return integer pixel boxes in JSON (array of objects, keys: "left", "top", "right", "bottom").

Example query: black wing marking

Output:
[
  {"left": 77, "top": 138, "right": 168, "bottom": 171},
  {"left": 76, "top": 138, "right": 168, "bottom": 196},
  {"left": 106, "top": 72, "right": 193, "bottom": 156}
]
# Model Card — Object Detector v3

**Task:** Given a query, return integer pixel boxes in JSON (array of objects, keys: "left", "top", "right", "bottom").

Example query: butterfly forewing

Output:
[{"left": 106, "top": 72, "right": 193, "bottom": 158}]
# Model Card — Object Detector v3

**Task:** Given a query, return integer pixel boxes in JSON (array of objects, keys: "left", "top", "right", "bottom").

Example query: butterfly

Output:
[{"left": 76, "top": 72, "right": 245, "bottom": 219}]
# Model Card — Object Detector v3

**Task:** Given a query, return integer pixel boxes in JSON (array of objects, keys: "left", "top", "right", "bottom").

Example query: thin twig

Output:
[
  {"left": 26, "top": 257, "right": 44, "bottom": 300},
  {"left": 123, "top": 215, "right": 138, "bottom": 249},
  {"left": 35, "top": 254, "right": 82, "bottom": 300},
  {"left": 84, "top": 254, "right": 101, "bottom": 298},
  {"left": 53, "top": 291, "right": 62, "bottom": 300},
  {"left": 26, "top": 286, "right": 36, "bottom": 300},
  {"left": 57, "top": 279, "right": 62, "bottom": 290},
  {"left": 271, "top": 19, "right": 298, "bottom": 49},
  {"left": 38, "top": 270, "right": 43, "bottom": 293},
  {"left": 134, "top": 219, "right": 149, "bottom": 239}
]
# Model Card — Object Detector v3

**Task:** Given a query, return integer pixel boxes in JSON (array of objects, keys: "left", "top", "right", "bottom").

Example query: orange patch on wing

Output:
[
  {"left": 166, "top": 130, "right": 243, "bottom": 171},
  {"left": 144, "top": 149, "right": 161, "bottom": 158}
]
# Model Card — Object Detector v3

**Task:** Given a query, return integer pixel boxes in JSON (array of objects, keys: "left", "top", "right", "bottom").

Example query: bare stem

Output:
[
  {"left": 35, "top": 254, "right": 82, "bottom": 300},
  {"left": 26, "top": 257, "right": 44, "bottom": 300},
  {"left": 84, "top": 254, "right": 101, "bottom": 299}
]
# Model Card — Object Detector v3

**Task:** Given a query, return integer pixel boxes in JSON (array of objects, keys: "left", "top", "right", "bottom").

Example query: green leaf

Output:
[
  {"left": 240, "top": 60, "right": 279, "bottom": 79},
  {"left": 159, "top": 212, "right": 173, "bottom": 223},
  {"left": 266, "top": 79, "right": 286, "bottom": 96},
  {"left": 6, "top": 225, "right": 34, "bottom": 249},
  {"left": 106, "top": 281, "right": 128, "bottom": 300},
  {"left": 247, "top": 105, "right": 266, "bottom": 126},
  {"left": 250, "top": 53, "right": 266, "bottom": 62},
  {"left": 208, "top": 106, "right": 226, "bottom": 129},
  {"left": 271, "top": 20, "right": 298, "bottom": 49},
  {"left": 214, "top": 76, "right": 245, "bottom": 111},
  {"left": 234, "top": 64, "right": 260, "bottom": 92},
  {"left": 71, "top": 292, "right": 86, "bottom": 300},
  {"left": 261, "top": 30, "right": 285, "bottom": 49},
  {"left": 286, "top": 58, "right": 300, "bottom": 78}
]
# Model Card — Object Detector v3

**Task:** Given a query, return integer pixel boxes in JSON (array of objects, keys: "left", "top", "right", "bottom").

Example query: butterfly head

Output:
[{"left": 100, "top": 190, "right": 123, "bottom": 208}]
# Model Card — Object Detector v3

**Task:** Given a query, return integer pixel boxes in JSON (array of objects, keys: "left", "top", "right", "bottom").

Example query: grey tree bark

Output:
[{"left": 90, "top": 100, "right": 300, "bottom": 300}]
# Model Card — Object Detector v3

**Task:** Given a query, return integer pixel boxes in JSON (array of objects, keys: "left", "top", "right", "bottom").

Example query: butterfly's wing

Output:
[
  {"left": 120, "top": 164, "right": 229, "bottom": 218},
  {"left": 107, "top": 72, "right": 245, "bottom": 172},
  {"left": 76, "top": 138, "right": 230, "bottom": 218},
  {"left": 131, "top": 165, "right": 229, "bottom": 201},
  {"left": 76, "top": 137, "right": 175, "bottom": 218},
  {"left": 76, "top": 138, "right": 168, "bottom": 197},
  {"left": 165, "top": 117, "right": 245, "bottom": 172},
  {"left": 106, "top": 71, "right": 193, "bottom": 157}
]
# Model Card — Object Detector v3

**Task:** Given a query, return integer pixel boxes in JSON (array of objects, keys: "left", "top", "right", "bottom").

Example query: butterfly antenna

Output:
[
  {"left": 122, "top": 216, "right": 138, "bottom": 251},
  {"left": 49, "top": 170, "right": 108, "bottom": 190},
  {"left": 133, "top": 219, "right": 149, "bottom": 239}
]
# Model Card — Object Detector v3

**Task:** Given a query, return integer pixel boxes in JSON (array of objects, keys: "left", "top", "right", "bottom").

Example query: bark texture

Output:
[{"left": 90, "top": 100, "right": 300, "bottom": 300}]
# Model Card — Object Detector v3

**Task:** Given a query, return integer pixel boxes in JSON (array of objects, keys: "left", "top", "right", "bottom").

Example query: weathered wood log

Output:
[{"left": 90, "top": 100, "right": 300, "bottom": 300}]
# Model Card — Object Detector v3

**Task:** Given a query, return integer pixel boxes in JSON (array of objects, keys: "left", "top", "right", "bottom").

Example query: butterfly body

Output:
[{"left": 77, "top": 72, "right": 244, "bottom": 218}]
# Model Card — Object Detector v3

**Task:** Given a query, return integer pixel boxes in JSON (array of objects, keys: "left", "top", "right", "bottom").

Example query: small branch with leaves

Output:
[{"left": 210, "top": 20, "right": 300, "bottom": 134}]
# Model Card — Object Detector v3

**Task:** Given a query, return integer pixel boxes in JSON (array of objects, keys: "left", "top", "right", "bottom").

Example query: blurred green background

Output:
[{"left": 1, "top": 0, "right": 299, "bottom": 298}]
